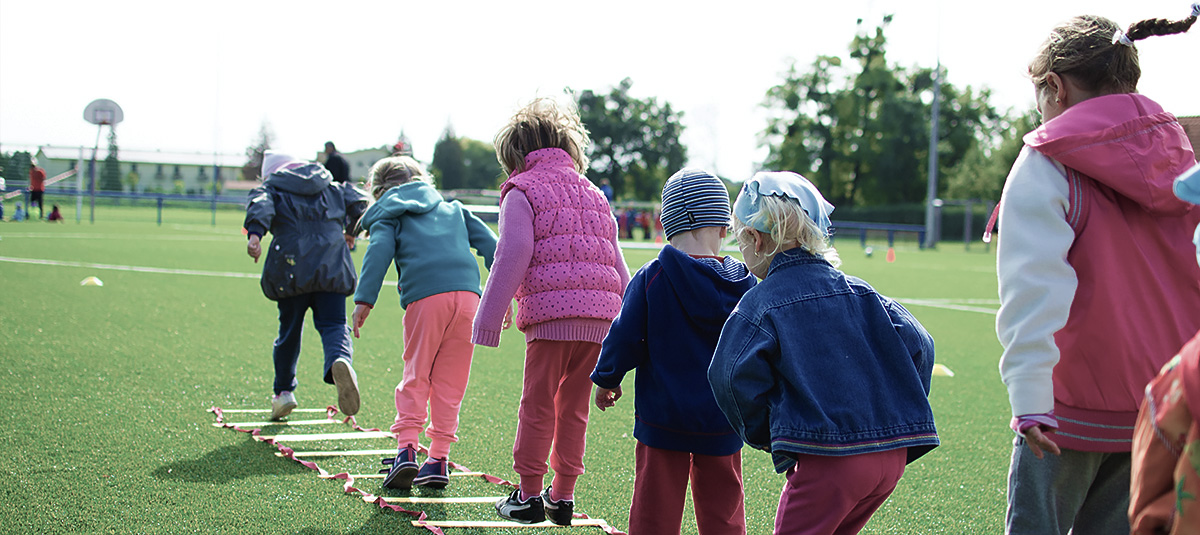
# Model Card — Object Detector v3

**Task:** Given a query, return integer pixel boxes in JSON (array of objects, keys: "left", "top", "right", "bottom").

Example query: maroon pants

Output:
[
  {"left": 775, "top": 449, "right": 906, "bottom": 535},
  {"left": 628, "top": 441, "right": 746, "bottom": 535}
]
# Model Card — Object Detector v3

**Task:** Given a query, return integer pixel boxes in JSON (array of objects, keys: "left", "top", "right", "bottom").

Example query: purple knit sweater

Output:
[{"left": 472, "top": 149, "right": 629, "bottom": 347}]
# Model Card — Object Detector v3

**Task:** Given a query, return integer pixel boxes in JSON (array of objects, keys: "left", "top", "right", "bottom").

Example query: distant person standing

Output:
[
  {"left": 29, "top": 160, "right": 46, "bottom": 220},
  {"left": 324, "top": 142, "right": 351, "bottom": 184},
  {"left": 599, "top": 178, "right": 614, "bottom": 203},
  {"left": 0, "top": 168, "right": 6, "bottom": 221}
]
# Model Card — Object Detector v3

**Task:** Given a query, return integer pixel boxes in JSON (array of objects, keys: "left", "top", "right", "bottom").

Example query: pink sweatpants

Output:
[
  {"left": 774, "top": 448, "right": 907, "bottom": 535},
  {"left": 513, "top": 339, "right": 600, "bottom": 497},
  {"left": 628, "top": 441, "right": 746, "bottom": 535},
  {"left": 391, "top": 291, "right": 478, "bottom": 460}
]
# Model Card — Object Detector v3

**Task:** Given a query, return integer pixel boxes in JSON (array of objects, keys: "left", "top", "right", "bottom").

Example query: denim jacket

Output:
[{"left": 709, "top": 248, "right": 939, "bottom": 472}]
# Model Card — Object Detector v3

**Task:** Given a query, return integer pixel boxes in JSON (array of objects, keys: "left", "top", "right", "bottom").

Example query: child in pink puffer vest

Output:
[{"left": 473, "top": 98, "right": 630, "bottom": 526}]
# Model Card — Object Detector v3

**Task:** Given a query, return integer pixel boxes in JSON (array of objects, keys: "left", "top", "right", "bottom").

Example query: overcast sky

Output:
[{"left": 1, "top": 0, "right": 1196, "bottom": 179}]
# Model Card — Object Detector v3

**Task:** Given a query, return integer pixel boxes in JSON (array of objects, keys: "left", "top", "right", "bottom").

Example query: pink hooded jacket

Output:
[{"left": 998, "top": 93, "right": 1200, "bottom": 451}]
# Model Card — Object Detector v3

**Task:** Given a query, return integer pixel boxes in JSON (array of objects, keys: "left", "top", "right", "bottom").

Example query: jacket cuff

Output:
[
  {"left": 471, "top": 328, "right": 501, "bottom": 348},
  {"left": 354, "top": 301, "right": 373, "bottom": 309}
]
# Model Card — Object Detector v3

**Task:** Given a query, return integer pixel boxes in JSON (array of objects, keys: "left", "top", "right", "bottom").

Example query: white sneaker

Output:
[
  {"left": 331, "top": 358, "right": 360, "bottom": 416},
  {"left": 271, "top": 391, "right": 297, "bottom": 421}
]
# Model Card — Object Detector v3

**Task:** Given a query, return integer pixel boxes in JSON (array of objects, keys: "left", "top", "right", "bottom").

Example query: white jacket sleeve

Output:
[{"left": 996, "top": 146, "right": 1077, "bottom": 418}]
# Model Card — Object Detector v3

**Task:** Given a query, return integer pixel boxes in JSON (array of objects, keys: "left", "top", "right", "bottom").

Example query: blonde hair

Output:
[
  {"left": 1029, "top": 12, "right": 1196, "bottom": 94},
  {"left": 731, "top": 195, "right": 841, "bottom": 268},
  {"left": 366, "top": 156, "right": 427, "bottom": 200},
  {"left": 494, "top": 97, "right": 591, "bottom": 176}
]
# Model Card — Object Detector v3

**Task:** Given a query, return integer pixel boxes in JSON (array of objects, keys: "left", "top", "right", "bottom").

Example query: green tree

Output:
[
  {"left": 431, "top": 125, "right": 467, "bottom": 190},
  {"left": 577, "top": 78, "right": 687, "bottom": 201},
  {"left": 762, "top": 18, "right": 1002, "bottom": 207},
  {"left": 460, "top": 138, "right": 503, "bottom": 189},
  {"left": 241, "top": 121, "right": 274, "bottom": 181},
  {"left": 99, "top": 129, "right": 122, "bottom": 192},
  {"left": 945, "top": 108, "right": 1039, "bottom": 201}
]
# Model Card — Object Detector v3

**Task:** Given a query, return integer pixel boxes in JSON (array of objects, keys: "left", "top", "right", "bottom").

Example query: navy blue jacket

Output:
[
  {"left": 244, "top": 163, "right": 369, "bottom": 300},
  {"left": 592, "top": 245, "right": 757, "bottom": 456},
  {"left": 710, "top": 247, "right": 939, "bottom": 473}
]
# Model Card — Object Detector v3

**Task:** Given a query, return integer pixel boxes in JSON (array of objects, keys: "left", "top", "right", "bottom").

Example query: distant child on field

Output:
[
  {"left": 244, "top": 151, "right": 370, "bottom": 420},
  {"left": 472, "top": 98, "right": 630, "bottom": 526},
  {"left": 13, "top": 202, "right": 25, "bottom": 222},
  {"left": 994, "top": 8, "right": 1200, "bottom": 534},
  {"left": 48, "top": 205, "right": 64, "bottom": 222},
  {"left": 1129, "top": 162, "right": 1200, "bottom": 535},
  {"left": 351, "top": 156, "right": 498, "bottom": 490},
  {"left": 592, "top": 168, "right": 757, "bottom": 535},
  {"left": 710, "top": 171, "right": 939, "bottom": 535}
]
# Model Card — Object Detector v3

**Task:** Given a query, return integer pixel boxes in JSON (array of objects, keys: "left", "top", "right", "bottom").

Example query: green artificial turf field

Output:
[{"left": 0, "top": 205, "right": 1011, "bottom": 534}]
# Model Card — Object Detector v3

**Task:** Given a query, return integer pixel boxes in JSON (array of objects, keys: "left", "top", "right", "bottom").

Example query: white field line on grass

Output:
[
  {"left": 0, "top": 256, "right": 401, "bottom": 286},
  {"left": 3, "top": 255, "right": 998, "bottom": 315},
  {"left": 896, "top": 298, "right": 998, "bottom": 315}
]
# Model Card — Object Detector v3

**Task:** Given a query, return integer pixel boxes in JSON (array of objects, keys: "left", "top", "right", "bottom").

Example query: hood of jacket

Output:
[
  {"left": 657, "top": 245, "right": 755, "bottom": 327},
  {"left": 1023, "top": 93, "right": 1196, "bottom": 216},
  {"left": 263, "top": 163, "right": 333, "bottom": 196},
  {"left": 361, "top": 181, "right": 443, "bottom": 230}
]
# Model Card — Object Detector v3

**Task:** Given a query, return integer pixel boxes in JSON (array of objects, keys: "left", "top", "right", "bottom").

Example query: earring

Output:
[{"left": 1055, "top": 97, "right": 1061, "bottom": 104}]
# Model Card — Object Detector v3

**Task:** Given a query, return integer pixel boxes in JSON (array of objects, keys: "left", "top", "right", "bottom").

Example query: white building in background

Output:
[{"left": 34, "top": 146, "right": 243, "bottom": 195}]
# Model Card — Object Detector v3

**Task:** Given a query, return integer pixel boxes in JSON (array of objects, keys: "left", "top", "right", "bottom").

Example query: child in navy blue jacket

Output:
[
  {"left": 592, "top": 168, "right": 757, "bottom": 535},
  {"left": 710, "top": 171, "right": 938, "bottom": 535},
  {"left": 244, "top": 151, "right": 370, "bottom": 421}
]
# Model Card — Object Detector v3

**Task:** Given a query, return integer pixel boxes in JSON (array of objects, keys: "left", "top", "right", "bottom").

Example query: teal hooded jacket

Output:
[{"left": 354, "top": 181, "right": 497, "bottom": 309}]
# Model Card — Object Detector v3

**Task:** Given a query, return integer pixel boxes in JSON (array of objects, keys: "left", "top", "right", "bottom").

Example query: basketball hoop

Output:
[{"left": 83, "top": 99, "right": 124, "bottom": 126}]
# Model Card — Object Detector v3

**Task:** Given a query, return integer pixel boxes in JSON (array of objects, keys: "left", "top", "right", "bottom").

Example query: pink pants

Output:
[
  {"left": 513, "top": 339, "right": 600, "bottom": 496},
  {"left": 775, "top": 448, "right": 907, "bottom": 535},
  {"left": 628, "top": 441, "right": 746, "bottom": 535},
  {"left": 391, "top": 291, "right": 478, "bottom": 460}
]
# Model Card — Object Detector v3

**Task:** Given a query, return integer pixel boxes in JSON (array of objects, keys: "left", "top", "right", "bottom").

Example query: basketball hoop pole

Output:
[{"left": 88, "top": 123, "right": 103, "bottom": 224}]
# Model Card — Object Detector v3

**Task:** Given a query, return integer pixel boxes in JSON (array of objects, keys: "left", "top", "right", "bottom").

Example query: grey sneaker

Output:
[
  {"left": 330, "top": 358, "right": 359, "bottom": 416},
  {"left": 541, "top": 486, "right": 573, "bottom": 526},
  {"left": 270, "top": 391, "right": 297, "bottom": 421},
  {"left": 495, "top": 488, "right": 544, "bottom": 524}
]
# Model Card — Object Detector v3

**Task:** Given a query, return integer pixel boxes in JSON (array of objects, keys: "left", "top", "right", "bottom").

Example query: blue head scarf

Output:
[{"left": 733, "top": 171, "right": 834, "bottom": 235}]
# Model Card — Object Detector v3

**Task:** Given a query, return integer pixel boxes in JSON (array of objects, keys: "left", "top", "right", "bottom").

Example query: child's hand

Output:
[
  {"left": 595, "top": 386, "right": 622, "bottom": 411},
  {"left": 344, "top": 233, "right": 356, "bottom": 250},
  {"left": 351, "top": 304, "right": 370, "bottom": 338},
  {"left": 502, "top": 301, "right": 515, "bottom": 330},
  {"left": 247, "top": 235, "right": 262, "bottom": 263},
  {"left": 1023, "top": 426, "right": 1061, "bottom": 459}
]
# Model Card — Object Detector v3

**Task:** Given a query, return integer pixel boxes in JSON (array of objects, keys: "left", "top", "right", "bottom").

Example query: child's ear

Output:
[
  {"left": 719, "top": 226, "right": 728, "bottom": 239},
  {"left": 753, "top": 229, "right": 767, "bottom": 254}
]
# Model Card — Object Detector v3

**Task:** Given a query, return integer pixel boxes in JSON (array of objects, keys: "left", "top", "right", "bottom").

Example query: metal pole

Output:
[
  {"left": 923, "top": 62, "right": 941, "bottom": 249},
  {"left": 76, "top": 147, "right": 84, "bottom": 223}
]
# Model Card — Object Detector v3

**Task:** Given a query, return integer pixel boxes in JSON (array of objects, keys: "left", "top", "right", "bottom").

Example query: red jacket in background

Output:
[{"left": 29, "top": 166, "right": 46, "bottom": 192}]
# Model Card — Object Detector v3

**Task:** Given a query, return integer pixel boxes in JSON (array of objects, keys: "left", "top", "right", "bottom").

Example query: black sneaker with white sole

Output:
[
  {"left": 495, "top": 488, "right": 544, "bottom": 524},
  {"left": 541, "top": 486, "right": 573, "bottom": 526},
  {"left": 380, "top": 446, "right": 418, "bottom": 489}
]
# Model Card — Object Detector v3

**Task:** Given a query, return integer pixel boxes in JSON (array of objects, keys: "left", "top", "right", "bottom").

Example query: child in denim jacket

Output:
[{"left": 709, "top": 171, "right": 938, "bottom": 535}]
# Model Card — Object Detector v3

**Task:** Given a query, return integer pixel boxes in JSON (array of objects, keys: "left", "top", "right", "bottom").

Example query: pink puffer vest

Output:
[{"left": 500, "top": 148, "right": 623, "bottom": 328}]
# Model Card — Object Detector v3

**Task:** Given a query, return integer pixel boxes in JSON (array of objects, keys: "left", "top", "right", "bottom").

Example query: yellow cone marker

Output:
[
  {"left": 80, "top": 276, "right": 104, "bottom": 286},
  {"left": 932, "top": 363, "right": 955, "bottom": 377}
]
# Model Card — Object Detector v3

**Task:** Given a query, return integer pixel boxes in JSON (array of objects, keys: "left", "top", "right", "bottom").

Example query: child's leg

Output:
[
  {"left": 513, "top": 339, "right": 575, "bottom": 497},
  {"left": 774, "top": 449, "right": 905, "bottom": 535},
  {"left": 690, "top": 450, "right": 746, "bottom": 535},
  {"left": 272, "top": 294, "right": 311, "bottom": 394},
  {"left": 310, "top": 292, "right": 353, "bottom": 385},
  {"left": 424, "top": 292, "right": 478, "bottom": 459},
  {"left": 1006, "top": 438, "right": 1129, "bottom": 535},
  {"left": 627, "top": 442, "right": 691, "bottom": 535},
  {"left": 390, "top": 295, "right": 443, "bottom": 448},
  {"left": 547, "top": 341, "right": 601, "bottom": 497}
]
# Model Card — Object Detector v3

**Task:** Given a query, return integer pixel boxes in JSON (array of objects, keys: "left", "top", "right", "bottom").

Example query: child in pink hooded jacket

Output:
[
  {"left": 472, "top": 98, "right": 630, "bottom": 526},
  {"left": 996, "top": 7, "right": 1200, "bottom": 534}
]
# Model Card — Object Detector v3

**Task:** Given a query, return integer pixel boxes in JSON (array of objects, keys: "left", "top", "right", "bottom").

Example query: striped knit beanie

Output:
[{"left": 660, "top": 168, "right": 731, "bottom": 240}]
